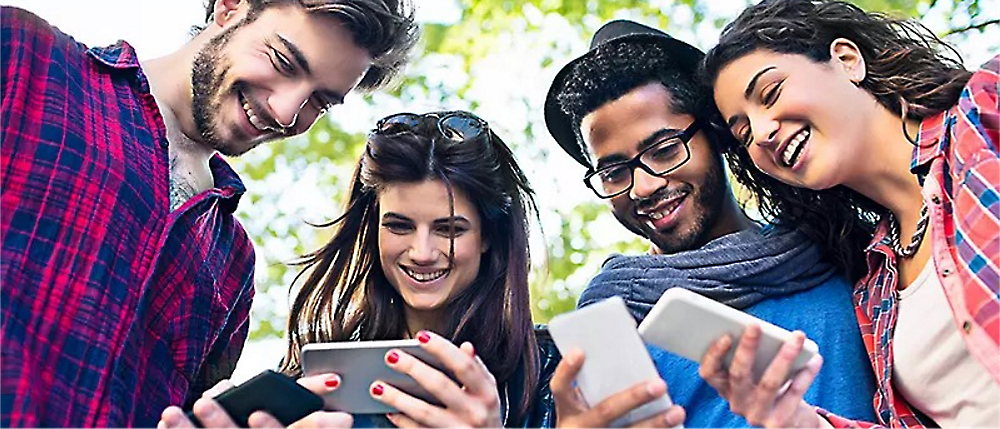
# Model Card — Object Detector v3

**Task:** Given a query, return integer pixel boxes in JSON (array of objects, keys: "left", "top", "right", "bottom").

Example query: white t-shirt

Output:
[{"left": 893, "top": 261, "right": 1000, "bottom": 427}]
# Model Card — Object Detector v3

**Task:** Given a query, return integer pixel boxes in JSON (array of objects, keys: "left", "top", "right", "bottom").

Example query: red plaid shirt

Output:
[
  {"left": 1, "top": 7, "right": 256, "bottom": 427},
  {"left": 820, "top": 56, "right": 1000, "bottom": 427}
]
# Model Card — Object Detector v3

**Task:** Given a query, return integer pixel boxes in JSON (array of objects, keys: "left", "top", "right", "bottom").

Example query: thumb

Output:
[{"left": 297, "top": 372, "right": 342, "bottom": 394}]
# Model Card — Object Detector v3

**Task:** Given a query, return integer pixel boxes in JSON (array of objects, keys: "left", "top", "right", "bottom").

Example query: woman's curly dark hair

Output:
[{"left": 701, "top": 0, "right": 971, "bottom": 280}]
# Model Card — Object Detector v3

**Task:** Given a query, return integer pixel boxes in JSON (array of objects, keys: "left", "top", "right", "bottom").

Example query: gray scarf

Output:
[{"left": 577, "top": 226, "right": 839, "bottom": 321}]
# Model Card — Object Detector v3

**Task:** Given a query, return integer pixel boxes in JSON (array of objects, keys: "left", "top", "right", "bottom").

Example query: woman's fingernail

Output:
[
  {"left": 387, "top": 351, "right": 399, "bottom": 364},
  {"left": 417, "top": 331, "right": 431, "bottom": 343},
  {"left": 371, "top": 383, "right": 384, "bottom": 396},
  {"left": 325, "top": 376, "right": 340, "bottom": 388}
]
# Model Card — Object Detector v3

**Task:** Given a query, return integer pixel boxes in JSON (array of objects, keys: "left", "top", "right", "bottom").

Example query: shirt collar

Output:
[
  {"left": 911, "top": 110, "right": 950, "bottom": 172},
  {"left": 209, "top": 154, "right": 248, "bottom": 214},
  {"left": 86, "top": 40, "right": 142, "bottom": 71}
]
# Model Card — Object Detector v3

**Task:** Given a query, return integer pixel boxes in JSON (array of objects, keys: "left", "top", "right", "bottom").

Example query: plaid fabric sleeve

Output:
[
  {"left": 184, "top": 278, "right": 255, "bottom": 408},
  {"left": 952, "top": 54, "right": 1000, "bottom": 376}
]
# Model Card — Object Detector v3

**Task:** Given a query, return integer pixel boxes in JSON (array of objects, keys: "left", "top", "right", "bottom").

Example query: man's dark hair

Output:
[
  {"left": 555, "top": 40, "right": 729, "bottom": 156},
  {"left": 193, "top": 0, "right": 419, "bottom": 91}
]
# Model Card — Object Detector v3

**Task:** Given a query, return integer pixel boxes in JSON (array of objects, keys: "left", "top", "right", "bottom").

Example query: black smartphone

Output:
[{"left": 186, "top": 370, "right": 324, "bottom": 428}]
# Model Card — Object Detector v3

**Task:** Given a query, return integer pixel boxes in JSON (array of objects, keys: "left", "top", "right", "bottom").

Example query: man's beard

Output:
[
  {"left": 615, "top": 160, "right": 728, "bottom": 254},
  {"left": 190, "top": 18, "right": 250, "bottom": 157}
]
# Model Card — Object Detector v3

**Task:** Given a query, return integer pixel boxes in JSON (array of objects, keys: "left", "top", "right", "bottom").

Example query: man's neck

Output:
[{"left": 150, "top": 84, "right": 217, "bottom": 210}]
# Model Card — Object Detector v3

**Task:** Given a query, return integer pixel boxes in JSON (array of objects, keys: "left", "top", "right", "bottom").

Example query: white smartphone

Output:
[
  {"left": 637, "top": 288, "right": 819, "bottom": 383},
  {"left": 301, "top": 339, "right": 449, "bottom": 414},
  {"left": 549, "top": 297, "right": 679, "bottom": 428}
]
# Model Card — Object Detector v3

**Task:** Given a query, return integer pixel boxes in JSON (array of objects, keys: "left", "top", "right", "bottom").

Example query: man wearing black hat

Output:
[{"left": 544, "top": 20, "right": 879, "bottom": 427}]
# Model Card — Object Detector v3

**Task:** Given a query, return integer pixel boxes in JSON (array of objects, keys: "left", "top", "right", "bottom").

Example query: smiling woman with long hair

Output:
[
  {"left": 695, "top": 0, "right": 999, "bottom": 427},
  {"left": 278, "top": 110, "right": 558, "bottom": 428}
]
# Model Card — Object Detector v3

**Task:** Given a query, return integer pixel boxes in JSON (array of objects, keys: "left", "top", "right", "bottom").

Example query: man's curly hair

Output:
[{"left": 556, "top": 40, "right": 723, "bottom": 153}]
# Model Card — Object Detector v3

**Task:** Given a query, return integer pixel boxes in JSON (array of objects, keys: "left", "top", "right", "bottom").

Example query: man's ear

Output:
[
  {"left": 212, "top": 0, "right": 248, "bottom": 27},
  {"left": 830, "top": 37, "right": 867, "bottom": 85}
]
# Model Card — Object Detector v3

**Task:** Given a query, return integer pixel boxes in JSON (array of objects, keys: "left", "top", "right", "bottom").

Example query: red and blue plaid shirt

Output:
[
  {"left": 1, "top": 7, "right": 256, "bottom": 427},
  {"left": 820, "top": 56, "right": 1000, "bottom": 428}
]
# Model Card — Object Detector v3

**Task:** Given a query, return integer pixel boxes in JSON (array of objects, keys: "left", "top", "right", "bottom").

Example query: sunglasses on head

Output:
[{"left": 374, "top": 111, "right": 490, "bottom": 142}]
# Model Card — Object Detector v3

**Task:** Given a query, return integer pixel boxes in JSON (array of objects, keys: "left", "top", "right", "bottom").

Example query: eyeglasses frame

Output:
[{"left": 582, "top": 119, "right": 702, "bottom": 199}]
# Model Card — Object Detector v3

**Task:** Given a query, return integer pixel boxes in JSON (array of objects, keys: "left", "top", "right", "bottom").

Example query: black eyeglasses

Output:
[
  {"left": 374, "top": 111, "right": 489, "bottom": 142},
  {"left": 583, "top": 119, "right": 701, "bottom": 199}
]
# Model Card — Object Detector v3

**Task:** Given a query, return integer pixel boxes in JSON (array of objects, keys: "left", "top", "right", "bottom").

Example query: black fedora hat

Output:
[{"left": 544, "top": 20, "right": 705, "bottom": 169}]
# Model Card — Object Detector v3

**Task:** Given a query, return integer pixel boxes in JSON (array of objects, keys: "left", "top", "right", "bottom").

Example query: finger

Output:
[
  {"left": 698, "top": 334, "right": 733, "bottom": 390},
  {"left": 387, "top": 347, "right": 467, "bottom": 408},
  {"left": 159, "top": 406, "right": 195, "bottom": 429},
  {"left": 768, "top": 355, "right": 822, "bottom": 428},
  {"left": 584, "top": 379, "right": 669, "bottom": 427},
  {"left": 202, "top": 379, "right": 237, "bottom": 398},
  {"left": 296, "top": 372, "right": 343, "bottom": 394},
  {"left": 191, "top": 397, "right": 239, "bottom": 428},
  {"left": 289, "top": 411, "right": 354, "bottom": 429},
  {"left": 550, "top": 348, "right": 589, "bottom": 416},
  {"left": 628, "top": 404, "right": 686, "bottom": 428},
  {"left": 416, "top": 331, "right": 496, "bottom": 397},
  {"left": 248, "top": 410, "right": 283, "bottom": 428},
  {"left": 370, "top": 380, "right": 454, "bottom": 427},
  {"left": 728, "top": 325, "right": 762, "bottom": 401},
  {"left": 752, "top": 332, "right": 807, "bottom": 414},
  {"left": 386, "top": 412, "right": 421, "bottom": 429},
  {"left": 459, "top": 341, "right": 476, "bottom": 357},
  {"left": 460, "top": 341, "right": 491, "bottom": 375}
]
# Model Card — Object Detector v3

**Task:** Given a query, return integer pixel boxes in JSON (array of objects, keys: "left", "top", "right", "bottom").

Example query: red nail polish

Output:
[
  {"left": 417, "top": 331, "right": 431, "bottom": 343},
  {"left": 387, "top": 351, "right": 399, "bottom": 364},
  {"left": 325, "top": 378, "right": 339, "bottom": 388},
  {"left": 371, "top": 384, "right": 384, "bottom": 396}
]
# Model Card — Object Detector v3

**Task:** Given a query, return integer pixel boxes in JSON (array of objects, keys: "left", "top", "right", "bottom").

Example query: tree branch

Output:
[{"left": 944, "top": 19, "right": 1000, "bottom": 36}]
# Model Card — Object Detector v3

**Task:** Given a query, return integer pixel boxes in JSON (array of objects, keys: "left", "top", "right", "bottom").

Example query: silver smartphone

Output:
[
  {"left": 637, "top": 288, "right": 819, "bottom": 383},
  {"left": 301, "top": 339, "right": 448, "bottom": 414},
  {"left": 549, "top": 297, "right": 678, "bottom": 428}
]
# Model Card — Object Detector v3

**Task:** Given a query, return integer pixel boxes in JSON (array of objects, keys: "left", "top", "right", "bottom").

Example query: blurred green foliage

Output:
[{"left": 232, "top": 0, "right": 997, "bottom": 340}]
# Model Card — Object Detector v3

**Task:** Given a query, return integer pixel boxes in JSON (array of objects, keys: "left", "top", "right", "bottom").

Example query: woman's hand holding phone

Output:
[
  {"left": 373, "top": 330, "right": 503, "bottom": 428},
  {"left": 697, "top": 325, "right": 828, "bottom": 428},
  {"left": 157, "top": 373, "right": 353, "bottom": 429}
]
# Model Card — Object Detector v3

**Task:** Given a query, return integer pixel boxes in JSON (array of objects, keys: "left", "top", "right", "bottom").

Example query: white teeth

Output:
[
  {"left": 641, "top": 196, "right": 684, "bottom": 222},
  {"left": 402, "top": 267, "right": 447, "bottom": 282},
  {"left": 240, "top": 93, "right": 268, "bottom": 131},
  {"left": 781, "top": 129, "right": 810, "bottom": 166}
]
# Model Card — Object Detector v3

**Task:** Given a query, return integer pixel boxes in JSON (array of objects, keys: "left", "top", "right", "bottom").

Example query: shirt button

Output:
[
  {"left": 932, "top": 195, "right": 941, "bottom": 204},
  {"left": 963, "top": 321, "right": 972, "bottom": 332},
  {"left": 943, "top": 268, "right": 953, "bottom": 276}
]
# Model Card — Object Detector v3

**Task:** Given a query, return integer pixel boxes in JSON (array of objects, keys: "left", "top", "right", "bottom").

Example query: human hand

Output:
[
  {"left": 551, "top": 348, "right": 685, "bottom": 428},
  {"left": 372, "top": 330, "right": 502, "bottom": 428},
  {"left": 157, "top": 374, "right": 353, "bottom": 428},
  {"left": 698, "top": 324, "right": 824, "bottom": 428}
]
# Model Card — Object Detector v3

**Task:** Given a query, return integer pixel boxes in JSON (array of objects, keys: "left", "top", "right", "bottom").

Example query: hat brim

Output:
[{"left": 544, "top": 33, "right": 705, "bottom": 169}]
